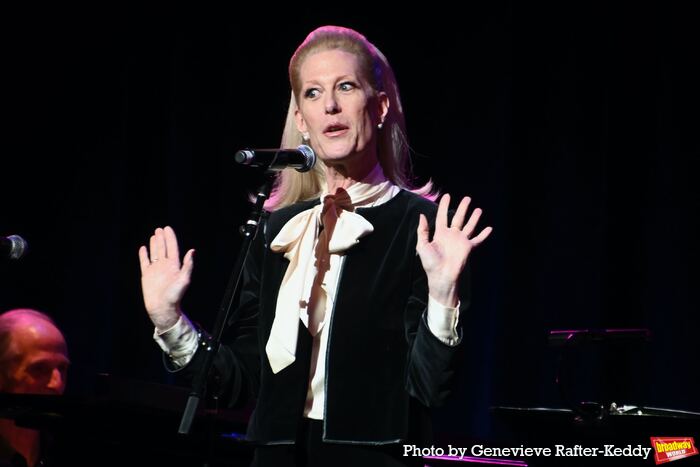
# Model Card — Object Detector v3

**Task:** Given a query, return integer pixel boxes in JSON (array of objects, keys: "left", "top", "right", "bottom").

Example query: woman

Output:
[{"left": 139, "top": 26, "right": 492, "bottom": 466}]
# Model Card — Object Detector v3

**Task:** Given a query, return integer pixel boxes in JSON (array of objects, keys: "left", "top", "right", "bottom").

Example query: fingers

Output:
[
  {"left": 450, "top": 196, "right": 471, "bottom": 229},
  {"left": 149, "top": 233, "right": 158, "bottom": 261},
  {"left": 180, "top": 249, "right": 195, "bottom": 281},
  {"left": 148, "top": 228, "right": 167, "bottom": 261},
  {"left": 462, "top": 207, "right": 483, "bottom": 238},
  {"left": 155, "top": 228, "right": 168, "bottom": 259},
  {"left": 138, "top": 246, "right": 150, "bottom": 273},
  {"left": 435, "top": 193, "right": 492, "bottom": 246},
  {"left": 436, "top": 193, "right": 450, "bottom": 230},
  {"left": 164, "top": 226, "right": 180, "bottom": 264},
  {"left": 142, "top": 226, "right": 185, "bottom": 268},
  {"left": 416, "top": 213, "right": 430, "bottom": 249},
  {"left": 470, "top": 226, "right": 493, "bottom": 246}
]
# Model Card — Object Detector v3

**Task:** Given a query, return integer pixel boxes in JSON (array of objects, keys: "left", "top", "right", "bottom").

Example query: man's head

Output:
[{"left": 0, "top": 309, "right": 69, "bottom": 395}]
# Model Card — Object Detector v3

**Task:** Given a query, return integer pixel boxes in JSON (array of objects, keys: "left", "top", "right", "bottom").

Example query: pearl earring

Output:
[
  {"left": 377, "top": 122, "right": 384, "bottom": 130},
  {"left": 302, "top": 132, "right": 310, "bottom": 142}
]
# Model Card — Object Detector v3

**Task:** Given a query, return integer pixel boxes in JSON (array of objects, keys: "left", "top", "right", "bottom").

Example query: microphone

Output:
[
  {"left": 234, "top": 144, "right": 316, "bottom": 172},
  {"left": 1, "top": 235, "right": 28, "bottom": 260}
]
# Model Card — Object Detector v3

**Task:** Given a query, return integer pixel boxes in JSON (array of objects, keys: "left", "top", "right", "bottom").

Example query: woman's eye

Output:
[
  {"left": 304, "top": 88, "right": 320, "bottom": 99},
  {"left": 339, "top": 82, "right": 355, "bottom": 92}
]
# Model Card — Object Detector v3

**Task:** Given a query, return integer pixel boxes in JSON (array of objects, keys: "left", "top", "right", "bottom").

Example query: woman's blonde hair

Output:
[{"left": 266, "top": 26, "right": 434, "bottom": 210}]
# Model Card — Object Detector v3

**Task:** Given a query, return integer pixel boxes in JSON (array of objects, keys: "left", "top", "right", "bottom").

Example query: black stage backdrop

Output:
[{"left": 1, "top": 3, "right": 698, "bottom": 444}]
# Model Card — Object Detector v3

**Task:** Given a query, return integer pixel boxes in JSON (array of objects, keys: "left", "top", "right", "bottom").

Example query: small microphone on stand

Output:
[
  {"left": 1, "top": 235, "right": 28, "bottom": 260},
  {"left": 234, "top": 145, "right": 316, "bottom": 172}
]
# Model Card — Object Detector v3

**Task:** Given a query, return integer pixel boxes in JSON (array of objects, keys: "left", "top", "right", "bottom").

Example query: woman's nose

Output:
[{"left": 324, "top": 95, "right": 340, "bottom": 114}]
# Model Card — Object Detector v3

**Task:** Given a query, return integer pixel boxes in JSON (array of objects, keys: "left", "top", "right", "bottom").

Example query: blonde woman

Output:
[{"left": 139, "top": 26, "right": 492, "bottom": 466}]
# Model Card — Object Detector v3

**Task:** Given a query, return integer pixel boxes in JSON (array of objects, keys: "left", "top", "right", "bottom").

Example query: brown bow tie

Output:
[{"left": 307, "top": 189, "right": 351, "bottom": 335}]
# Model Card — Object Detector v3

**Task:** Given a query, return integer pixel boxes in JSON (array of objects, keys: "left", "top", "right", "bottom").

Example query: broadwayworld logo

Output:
[{"left": 650, "top": 437, "right": 698, "bottom": 464}]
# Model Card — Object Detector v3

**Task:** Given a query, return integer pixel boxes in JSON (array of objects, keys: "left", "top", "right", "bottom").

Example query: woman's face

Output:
[{"left": 294, "top": 49, "right": 388, "bottom": 169}]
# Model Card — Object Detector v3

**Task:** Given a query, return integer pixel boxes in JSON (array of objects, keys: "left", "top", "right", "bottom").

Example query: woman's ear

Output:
[
  {"left": 294, "top": 107, "right": 307, "bottom": 134},
  {"left": 377, "top": 91, "right": 390, "bottom": 126}
]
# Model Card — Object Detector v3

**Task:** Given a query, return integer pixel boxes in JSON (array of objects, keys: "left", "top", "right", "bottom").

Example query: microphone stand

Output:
[{"left": 178, "top": 173, "right": 275, "bottom": 435}]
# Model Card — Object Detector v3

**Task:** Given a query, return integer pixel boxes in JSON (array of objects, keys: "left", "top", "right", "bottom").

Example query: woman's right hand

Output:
[{"left": 138, "top": 226, "right": 195, "bottom": 331}]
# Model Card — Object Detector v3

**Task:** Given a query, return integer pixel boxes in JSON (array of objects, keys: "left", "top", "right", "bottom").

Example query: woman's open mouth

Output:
[{"left": 323, "top": 123, "right": 349, "bottom": 137}]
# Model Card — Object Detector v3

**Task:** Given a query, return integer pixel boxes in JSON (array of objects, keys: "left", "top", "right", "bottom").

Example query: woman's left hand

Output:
[{"left": 416, "top": 193, "right": 493, "bottom": 307}]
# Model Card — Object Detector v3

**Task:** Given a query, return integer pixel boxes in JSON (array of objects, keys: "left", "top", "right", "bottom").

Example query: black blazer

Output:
[{"left": 180, "top": 190, "right": 467, "bottom": 445}]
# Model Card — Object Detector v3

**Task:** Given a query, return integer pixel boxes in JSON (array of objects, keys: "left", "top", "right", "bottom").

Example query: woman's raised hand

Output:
[
  {"left": 138, "top": 226, "right": 195, "bottom": 331},
  {"left": 416, "top": 194, "right": 492, "bottom": 307}
]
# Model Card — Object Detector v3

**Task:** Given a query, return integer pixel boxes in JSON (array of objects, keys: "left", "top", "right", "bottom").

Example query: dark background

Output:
[{"left": 2, "top": 3, "right": 698, "bottom": 444}]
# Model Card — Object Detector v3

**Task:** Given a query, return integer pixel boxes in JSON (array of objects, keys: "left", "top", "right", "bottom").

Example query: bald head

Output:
[{"left": 0, "top": 309, "right": 69, "bottom": 395}]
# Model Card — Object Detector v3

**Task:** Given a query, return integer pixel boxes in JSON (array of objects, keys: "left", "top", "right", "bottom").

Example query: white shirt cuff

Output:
[
  {"left": 426, "top": 295, "right": 461, "bottom": 346},
  {"left": 153, "top": 314, "right": 199, "bottom": 368}
]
